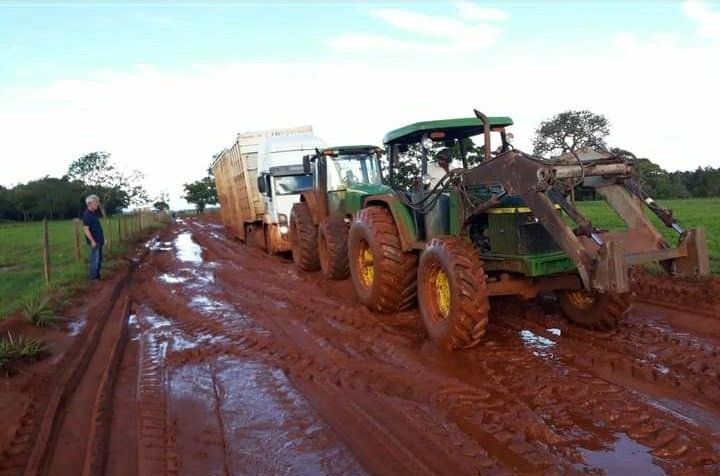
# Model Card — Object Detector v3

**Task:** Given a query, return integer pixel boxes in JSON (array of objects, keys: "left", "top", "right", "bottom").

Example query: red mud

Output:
[{"left": 2, "top": 215, "right": 720, "bottom": 475}]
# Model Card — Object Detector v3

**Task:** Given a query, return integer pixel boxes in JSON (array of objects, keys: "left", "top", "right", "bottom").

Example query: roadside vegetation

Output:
[
  {"left": 0, "top": 215, "right": 166, "bottom": 318},
  {"left": 0, "top": 332, "right": 46, "bottom": 374}
]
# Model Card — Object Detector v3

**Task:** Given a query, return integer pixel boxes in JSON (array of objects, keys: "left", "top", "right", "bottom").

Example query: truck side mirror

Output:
[
  {"left": 257, "top": 175, "right": 266, "bottom": 193},
  {"left": 303, "top": 155, "right": 312, "bottom": 174}
]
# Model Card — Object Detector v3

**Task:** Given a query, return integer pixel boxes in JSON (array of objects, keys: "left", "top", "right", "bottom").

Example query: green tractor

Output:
[
  {"left": 290, "top": 145, "right": 389, "bottom": 279},
  {"left": 347, "top": 110, "right": 710, "bottom": 350}
]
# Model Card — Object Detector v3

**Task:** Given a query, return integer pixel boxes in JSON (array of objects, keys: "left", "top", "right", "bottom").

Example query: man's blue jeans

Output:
[{"left": 89, "top": 245, "right": 103, "bottom": 280}]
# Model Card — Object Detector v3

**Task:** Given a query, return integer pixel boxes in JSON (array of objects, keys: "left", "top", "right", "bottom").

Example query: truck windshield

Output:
[
  {"left": 274, "top": 174, "right": 313, "bottom": 195},
  {"left": 328, "top": 154, "right": 382, "bottom": 191}
]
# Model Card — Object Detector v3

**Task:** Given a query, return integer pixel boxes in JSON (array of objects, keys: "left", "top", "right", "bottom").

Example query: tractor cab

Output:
[
  {"left": 383, "top": 115, "right": 514, "bottom": 182},
  {"left": 303, "top": 145, "right": 389, "bottom": 220},
  {"left": 382, "top": 116, "right": 515, "bottom": 242}
]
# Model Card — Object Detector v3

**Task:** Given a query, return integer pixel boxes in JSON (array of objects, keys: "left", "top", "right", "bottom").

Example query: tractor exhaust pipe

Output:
[{"left": 473, "top": 109, "right": 492, "bottom": 163}]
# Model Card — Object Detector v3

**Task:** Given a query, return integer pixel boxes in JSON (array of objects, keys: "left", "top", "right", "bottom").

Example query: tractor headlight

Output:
[
  {"left": 279, "top": 225, "right": 289, "bottom": 235},
  {"left": 505, "top": 132, "right": 514, "bottom": 144},
  {"left": 421, "top": 136, "right": 433, "bottom": 150}
]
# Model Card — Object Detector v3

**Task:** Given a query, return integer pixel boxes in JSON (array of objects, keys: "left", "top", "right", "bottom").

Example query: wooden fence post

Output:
[
  {"left": 106, "top": 216, "right": 113, "bottom": 252},
  {"left": 122, "top": 215, "right": 128, "bottom": 241},
  {"left": 42, "top": 219, "right": 51, "bottom": 285},
  {"left": 118, "top": 215, "right": 123, "bottom": 243},
  {"left": 73, "top": 218, "right": 82, "bottom": 261},
  {"left": 139, "top": 210, "right": 144, "bottom": 230}
]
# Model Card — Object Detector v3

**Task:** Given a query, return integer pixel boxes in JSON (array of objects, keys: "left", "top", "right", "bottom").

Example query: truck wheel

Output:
[
  {"left": 558, "top": 290, "right": 631, "bottom": 330},
  {"left": 417, "top": 237, "right": 489, "bottom": 350},
  {"left": 319, "top": 218, "right": 349, "bottom": 280},
  {"left": 290, "top": 202, "right": 319, "bottom": 271},
  {"left": 348, "top": 206, "right": 417, "bottom": 312}
]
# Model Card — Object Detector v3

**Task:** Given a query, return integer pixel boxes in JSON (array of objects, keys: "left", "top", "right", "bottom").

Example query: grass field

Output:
[
  {"left": 0, "top": 214, "right": 163, "bottom": 318},
  {"left": 578, "top": 197, "right": 720, "bottom": 274}
]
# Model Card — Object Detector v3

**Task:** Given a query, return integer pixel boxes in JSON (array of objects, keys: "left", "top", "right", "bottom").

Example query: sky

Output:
[{"left": 1, "top": 0, "right": 719, "bottom": 209}]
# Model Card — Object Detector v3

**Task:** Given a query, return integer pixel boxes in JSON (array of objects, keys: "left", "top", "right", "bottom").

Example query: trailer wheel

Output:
[
  {"left": 319, "top": 217, "right": 349, "bottom": 280},
  {"left": 417, "top": 237, "right": 489, "bottom": 350},
  {"left": 290, "top": 202, "right": 320, "bottom": 271},
  {"left": 348, "top": 206, "right": 417, "bottom": 312},
  {"left": 558, "top": 290, "right": 631, "bottom": 330}
]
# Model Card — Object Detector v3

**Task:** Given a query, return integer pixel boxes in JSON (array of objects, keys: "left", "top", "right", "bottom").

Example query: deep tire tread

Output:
[
  {"left": 290, "top": 202, "right": 320, "bottom": 271},
  {"left": 349, "top": 206, "right": 417, "bottom": 312},
  {"left": 319, "top": 218, "right": 349, "bottom": 280},
  {"left": 418, "top": 237, "right": 489, "bottom": 350}
]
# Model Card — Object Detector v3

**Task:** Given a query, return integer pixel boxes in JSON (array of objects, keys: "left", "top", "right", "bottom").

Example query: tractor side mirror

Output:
[
  {"left": 257, "top": 174, "right": 266, "bottom": 194},
  {"left": 303, "top": 155, "right": 312, "bottom": 174}
]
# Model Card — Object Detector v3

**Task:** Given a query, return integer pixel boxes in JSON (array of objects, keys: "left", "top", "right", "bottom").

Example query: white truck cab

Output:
[{"left": 256, "top": 132, "right": 325, "bottom": 247}]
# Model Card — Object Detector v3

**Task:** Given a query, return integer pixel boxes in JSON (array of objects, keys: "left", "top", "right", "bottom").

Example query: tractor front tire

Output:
[
  {"left": 417, "top": 237, "right": 489, "bottom": 350},
  {"left": 319, "top": 217, "right": 349, "bottom": 280},
  {"left": 290, "top": 202, "right": 319, "bottom": 271},
  {"left": 558, "top": 290, "right": 631, "bottom": 330},
  {"left": 348, "top": 206, "right": 417, "bottom": 312}
]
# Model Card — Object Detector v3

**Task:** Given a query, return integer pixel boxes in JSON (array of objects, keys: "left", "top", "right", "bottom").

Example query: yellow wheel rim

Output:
[
  {"left": 435, "top": 269, "right": 451, "bottom": 319},
  {"left": 358, "top": 242, "right": 374, "bottom": 288},
  {"left": 565, "top": 290, "right": 596, "bottom": 310}
]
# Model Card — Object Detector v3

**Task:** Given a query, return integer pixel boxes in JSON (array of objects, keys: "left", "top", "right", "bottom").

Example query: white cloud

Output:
[
  {"left": 330, "top": 2, "right": 506, "bottom": 54},
  {"left": 683, "top": 0, "right": 720, "bottom": 41},
  {"left": 456, "top": 1, "right": 507, "bottom": 21}
]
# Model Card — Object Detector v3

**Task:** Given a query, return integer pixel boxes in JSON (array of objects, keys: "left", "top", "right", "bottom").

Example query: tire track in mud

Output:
[
  {"left": 505, "top": 301, "right": 720, "bottom": 414},
  {"left": 0, "top": 272, "right": 132, "bottom": 476},
  {"left": 188, "top": 225, "right": 582, "bottom": 474},
  {"left": 133, "top": 226, "right": 369, "bottom": 475},
  {"left": 183, "top": 221, "right": 720, "bottom": 474},
  {"left": 632, "top": 270, "right": 720, "bottom": 319},
  {"left": 142, "top": 229, "right": 544, "bottom": 474}
]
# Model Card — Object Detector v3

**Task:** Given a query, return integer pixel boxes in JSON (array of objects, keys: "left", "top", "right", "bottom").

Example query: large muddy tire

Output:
[
  {"left": 319, "top": 217, "right": 349, "bottom": 280},
  {"left": 290, "top": 202, "right": 319, "bottom": 271},
  {"left": 417, "top": 237, "right": 489, "bottom": 350},
  {"left": 348, "top": 206, "right": 417, "bottom": 312},
  {"left": 558, "top": 290, "right": 631, "bottom": 330}
]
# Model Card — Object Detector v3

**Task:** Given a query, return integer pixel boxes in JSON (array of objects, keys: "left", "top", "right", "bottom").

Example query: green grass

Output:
[
  {"left": 0, "top": 214, "right": 166, "bottom": 318},
  {"left": 577, "top": 197, "right": 720, "bottom": 274}
]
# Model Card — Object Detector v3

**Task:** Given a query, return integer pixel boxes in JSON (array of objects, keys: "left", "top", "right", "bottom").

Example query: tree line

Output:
[{"left": 0, "top": 152, "right": 149, "bottom": 222}]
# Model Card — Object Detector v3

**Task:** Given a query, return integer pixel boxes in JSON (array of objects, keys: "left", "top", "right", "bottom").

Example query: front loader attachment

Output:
[{"left": 460, "top": 150, "right": 710, "bottom": 293}]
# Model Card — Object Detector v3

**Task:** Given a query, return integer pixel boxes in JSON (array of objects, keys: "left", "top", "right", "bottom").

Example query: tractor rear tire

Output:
[
  {"left": 319, "top": 217, "right": 349, "bottom": 280},
  {"left": 417, "top": 237, "right": 489, "bottom": 350},
  {"left": 558, "top": 290, "right": 631, "bottom": 330},
  {"left": 348, "top": 206, "right": 417, "bottom": 312},
  {"left": 290, "top": 202, "right": 320, "bottom": 271}
]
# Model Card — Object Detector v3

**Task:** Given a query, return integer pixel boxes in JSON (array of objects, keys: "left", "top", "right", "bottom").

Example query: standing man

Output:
[{"left": 82, "top": 194, "right": 105, "bottom": 280}]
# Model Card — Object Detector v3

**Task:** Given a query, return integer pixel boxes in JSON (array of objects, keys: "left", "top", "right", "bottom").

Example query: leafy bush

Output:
[{"left": 0, "top": 332, "right": 46, "bottom": 373}]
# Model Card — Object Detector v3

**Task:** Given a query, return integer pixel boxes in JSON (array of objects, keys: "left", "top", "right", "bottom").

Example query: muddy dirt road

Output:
[{"left": 2, "top": 216, "right": 720, "bottom": 475}]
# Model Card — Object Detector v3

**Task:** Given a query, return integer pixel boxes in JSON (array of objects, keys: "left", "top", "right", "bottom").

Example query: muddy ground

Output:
[{"left": 1, "top": 215, "right": 720, "bottom": 476}]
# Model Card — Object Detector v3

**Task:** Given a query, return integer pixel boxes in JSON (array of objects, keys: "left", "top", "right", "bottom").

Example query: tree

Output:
[
  {"left": 66, "top": 151, "right": 149, "bottom": 213},
  {"left": 533, "top": 110, "right": 610, "bottom": 157},
  {"left": 183, "top": 169, "right": 217, "bottom": 214},
  {"left": 153, "top": 191, "right": 170, "bottom": 211}
]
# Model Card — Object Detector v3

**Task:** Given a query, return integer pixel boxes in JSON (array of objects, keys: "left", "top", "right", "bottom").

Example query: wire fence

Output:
[{"left": 0, "top": 210, "right": 168, "bottom": 318}]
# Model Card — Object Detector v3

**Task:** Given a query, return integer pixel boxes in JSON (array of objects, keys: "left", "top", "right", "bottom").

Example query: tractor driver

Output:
[{"left": 426, "top": 149, "right": 452, "bottom": 189}]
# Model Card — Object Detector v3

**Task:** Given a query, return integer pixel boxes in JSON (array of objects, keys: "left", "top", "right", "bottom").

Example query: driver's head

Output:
[{"left": 436, "top": 149, "right": 451, "bottom": 170}]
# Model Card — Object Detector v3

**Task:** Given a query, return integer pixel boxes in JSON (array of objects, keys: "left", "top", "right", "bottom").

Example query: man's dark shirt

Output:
[{"left": 82, "top": 209, "right": 105, "bottom": 246}]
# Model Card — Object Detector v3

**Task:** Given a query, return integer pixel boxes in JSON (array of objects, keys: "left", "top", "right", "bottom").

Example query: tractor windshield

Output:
[
  {"left": 274, "top": 174, "right": 313, "bottom": 195},
  {"left": 328, "top": 153, "right": 382, "bottom": 191}
]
